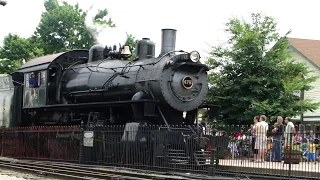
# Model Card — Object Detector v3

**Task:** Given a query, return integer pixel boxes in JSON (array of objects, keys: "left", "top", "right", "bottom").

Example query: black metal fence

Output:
[
  {"left": 0, "top": 126, "right": 80, "bottom": 161},
  {"left": 1, "top": 124, "right": 320, "bottom": 179},
  {"left": 82, "top": 124, "right": 214, "bottom": 173}
]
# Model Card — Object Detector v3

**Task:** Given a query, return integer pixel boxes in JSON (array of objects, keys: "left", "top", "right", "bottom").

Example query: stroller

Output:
[
  {"left": 301, "top": 138, "right": 308, "bottom": 161},
  {"left": 228, "top": 139, "right": 239, "bottom": 158},
  {"left": 265, "top": 138, "right": 285, "bottom": 161},
  {"left": 265, "top": 139, "right": 273, "bottom": 161}
]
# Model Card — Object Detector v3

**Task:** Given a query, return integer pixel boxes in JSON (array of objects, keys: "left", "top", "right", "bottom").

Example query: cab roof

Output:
[{"left": 18, "top": 50, "right": 88, "bottom": 73}]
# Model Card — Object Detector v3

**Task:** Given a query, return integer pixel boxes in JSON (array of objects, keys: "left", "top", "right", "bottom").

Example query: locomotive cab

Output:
[
  {"left": 18, "top": 50, "right": 89, "bottom": 108},
  {"left": 16, "top": 50, "right": 89, "bottom": 125},
  {"left": 22, "top": 68, "right": 61, "bottom": 106}
]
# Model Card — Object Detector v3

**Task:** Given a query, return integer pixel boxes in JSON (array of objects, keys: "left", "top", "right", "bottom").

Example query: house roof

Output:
[{"left": 287, "top": 38, "right": 320, "bottom": 68}]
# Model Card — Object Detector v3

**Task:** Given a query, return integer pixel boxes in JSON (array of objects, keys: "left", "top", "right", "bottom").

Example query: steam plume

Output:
[{"left": 85, "top": 6, "right": 127, "bottom": 47}]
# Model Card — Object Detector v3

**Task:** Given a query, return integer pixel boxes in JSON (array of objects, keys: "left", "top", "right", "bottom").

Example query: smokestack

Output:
[{"left": 159, "top": 29, "right": 177, "bottom": 56}]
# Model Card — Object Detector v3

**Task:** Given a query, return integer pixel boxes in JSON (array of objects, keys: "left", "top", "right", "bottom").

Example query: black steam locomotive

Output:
[
  {"left": 0, "top": 29, "right": 216, "bottom": 168},
  {"left": 0, "top": 29, "right": 209, "bottom": 127}
]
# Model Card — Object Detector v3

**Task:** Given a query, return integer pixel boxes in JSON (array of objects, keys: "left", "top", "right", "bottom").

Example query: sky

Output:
[{"left": 1, "top": 0, "right": 320, "bottom": 59}]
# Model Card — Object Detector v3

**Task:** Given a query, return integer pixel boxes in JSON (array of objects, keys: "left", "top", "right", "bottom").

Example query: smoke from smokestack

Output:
[{"left": 84, "top": 6, "right": 127, "bottom": 47}]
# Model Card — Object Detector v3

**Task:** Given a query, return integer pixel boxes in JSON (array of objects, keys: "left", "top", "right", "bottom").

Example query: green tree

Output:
[
  {"left": 125, "top": 33, "right": 139, "bottom": 60},
  {"left": 206, "top": 13, "right": 319, "bottom": 125},
  {"left": 0, "top": 34, "right": 44, "bottom": 74},
  {"left": 0, "top": 0, "right": 137, "bottom": 74},
  {"left": 0, "top": 0, "right": 117, "bottom": 74},
  {"left": 34, "top": 0, "right": 115, "bottom": 54}
]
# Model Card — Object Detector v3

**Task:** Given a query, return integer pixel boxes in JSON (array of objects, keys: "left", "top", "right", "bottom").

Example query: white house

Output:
[{"left": 287, "top": 38, "right": 320, "bottom": 123}]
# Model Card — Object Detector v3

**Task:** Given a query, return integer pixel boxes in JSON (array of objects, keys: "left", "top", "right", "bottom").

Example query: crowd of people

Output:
[
  {"left": 250, "top": 115, "right": 319, "bottom": 163},
  {"left": 198, "top": 115, "right": 319, "bottom": 162}
]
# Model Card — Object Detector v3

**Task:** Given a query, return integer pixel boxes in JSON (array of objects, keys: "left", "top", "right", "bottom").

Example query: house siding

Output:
[{"left": 288, "top": 46, "right": 320, "bottom": 122}]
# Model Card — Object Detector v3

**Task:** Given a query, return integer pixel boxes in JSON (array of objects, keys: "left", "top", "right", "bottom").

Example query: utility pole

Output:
[{"left": 0, "top": 1, "right": 7, "bottom": 6}]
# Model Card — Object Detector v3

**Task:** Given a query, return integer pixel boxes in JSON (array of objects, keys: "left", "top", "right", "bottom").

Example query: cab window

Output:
[
  {"left": 40, "top": 71, "right": 46, "bottom": 85},
  {"left": 25, "top": 72, "right": 40, "bottom": 88}
]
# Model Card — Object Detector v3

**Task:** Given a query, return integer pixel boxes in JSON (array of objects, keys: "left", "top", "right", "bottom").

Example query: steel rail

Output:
[
  {"left": 30, "top": 160, "right": 221, "bottom": 180},
  {"left": 20, "top": 160, "right": 176, "bottom": 179},
  {"left": 0, "top": 161, "right": 136, "bottom": 180},
  {"left": 0, "top": 159, "right": 183, "bottom": 180},
  {"left": 18, "top": 160, "right": 240, "bottom": 180}
]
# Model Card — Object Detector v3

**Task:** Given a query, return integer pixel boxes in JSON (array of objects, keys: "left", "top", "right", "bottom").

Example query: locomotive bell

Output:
[{"left": 121, "top": 45, "right": 131, "bottom": 55}]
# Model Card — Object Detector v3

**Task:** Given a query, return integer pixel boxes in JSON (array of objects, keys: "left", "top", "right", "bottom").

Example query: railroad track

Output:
[{"left": 0, "top": 159, "right": 185, "bottom": 180}]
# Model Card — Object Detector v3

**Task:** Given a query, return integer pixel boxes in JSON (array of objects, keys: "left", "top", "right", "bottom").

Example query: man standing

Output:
[
  {"left": 272, "top": 116, "right": 284, "bottom": 162},
  {"left": 251, "top": 116, "right": 259, "bottom": 162},
  {"left": 255, "top": 115, "right": 269, "bottom": 162},
  {"left": 284, "top": 117, "right": 295, "bottom": 147}
]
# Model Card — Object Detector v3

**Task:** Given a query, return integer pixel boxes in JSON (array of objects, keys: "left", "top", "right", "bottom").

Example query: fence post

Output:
[
  {"left": 1, "top": 126, "right": 4, "bottom": 156},
  {"left": 208, "top": 127, "right": 217, "bottom": 176},
  {"left": 288, "top": 132, "right": 293, "bottom": 178},
  {"left": 79, "top": 120, "right": 84, "bottom": 164},
  {"left": 37, "top": 130, "right": 40, "bottom": 158}
]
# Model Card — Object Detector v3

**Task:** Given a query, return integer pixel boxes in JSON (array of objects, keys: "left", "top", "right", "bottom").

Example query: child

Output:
[
  {"left": 273, "top": 122, "right": 278, "bottom": 131},
  {"left": 301, "top": 138, "right": 308, "bottom": 160},
  {"left": 272, "top": 122, "right": 278, "bottom": 134},
  {"left": 307, "top": 140, "right": 316, "bottom": 161},
  {"left": 292, "top": 141, "right": 301, "bottom": 151},
  {"left": 228, "top": 138, "right": 239, "bottom": 158}
]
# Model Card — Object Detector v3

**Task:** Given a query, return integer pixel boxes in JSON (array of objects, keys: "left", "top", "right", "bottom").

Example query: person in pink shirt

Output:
[{"left": 251, "top": 116, "right": 259, "bottom": 161}]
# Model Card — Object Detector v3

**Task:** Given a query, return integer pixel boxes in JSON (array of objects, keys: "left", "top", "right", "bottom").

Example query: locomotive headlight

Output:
[{"left": 189, "top": 51, "right": 200, "bottom": 62}]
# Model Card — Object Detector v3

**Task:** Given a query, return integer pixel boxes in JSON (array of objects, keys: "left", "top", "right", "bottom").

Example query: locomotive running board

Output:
[{"left": 22, "top": 99, "right": 159, "bottom": 110}]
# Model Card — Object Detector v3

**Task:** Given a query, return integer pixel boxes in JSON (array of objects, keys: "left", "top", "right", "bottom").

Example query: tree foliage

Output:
[
  {"left": 0, "top": 0, "right": 139, "bottom": 74},
  {"left": 0, "top": 0, "right": 116, "bottom": 74},
  {"left": 34, "top": 0, "right": 115, "bottom": 54},
  {"left": 125, "top": 33, "right": 139, "bottom": 60},
  {"left": 0, "top": 34, "right": 44, "bottom": 74},
  {"left": 206, "top": 13, "right": 320, "bottom": 125}
]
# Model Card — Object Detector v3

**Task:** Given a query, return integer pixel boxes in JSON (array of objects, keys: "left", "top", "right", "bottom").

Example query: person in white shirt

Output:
[
  {"left": 284, "top": 117, "right": 295, "bottom": 147},
  {"left": 254, "top": 115, "right": 269, "bottom": 162}
]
